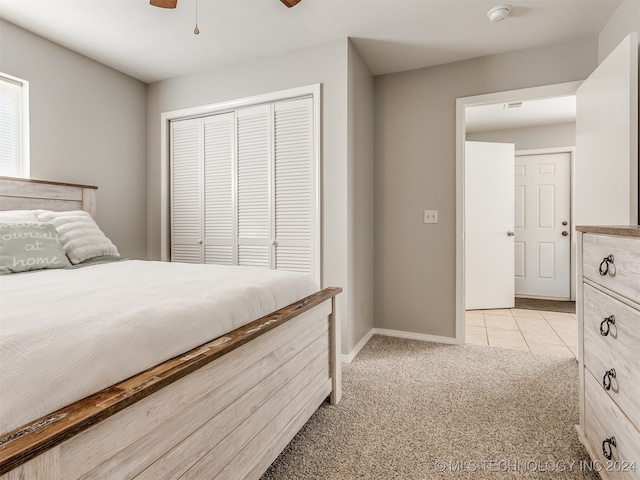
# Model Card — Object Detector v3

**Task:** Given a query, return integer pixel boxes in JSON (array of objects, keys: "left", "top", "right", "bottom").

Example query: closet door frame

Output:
[{"left": 160, "top": 84, "right": 321, "bottom": 284}]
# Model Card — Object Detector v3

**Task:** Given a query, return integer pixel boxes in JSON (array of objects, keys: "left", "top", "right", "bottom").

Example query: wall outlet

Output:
[
  {"left": 423, "top": 210, "right": 438, "bottom": 224},
  {"left": 360, "top": 300, "right": 365, "bottom": 315}
]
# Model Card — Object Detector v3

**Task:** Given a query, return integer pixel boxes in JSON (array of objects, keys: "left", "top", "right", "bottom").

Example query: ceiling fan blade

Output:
[
  {"left": 150, "top": 0, "right": 178, "bottom": 8},
  {"left": 280, "top": 0, "right": 302, "bottom": 7}
]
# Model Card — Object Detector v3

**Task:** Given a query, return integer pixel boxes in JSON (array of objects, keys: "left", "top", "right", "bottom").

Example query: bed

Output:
[{"left": 0, "top": 176, "right": 341, "bottom": 480}]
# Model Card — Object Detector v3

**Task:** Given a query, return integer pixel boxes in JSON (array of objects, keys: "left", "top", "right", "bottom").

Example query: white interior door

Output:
[
  {"left": 575, "top": 33, "right": 638, "bottom": 226},
  {"left": 465, "top": 141, "right": 515, "bottom": 310},
  {"left": 514, "top": 152, "right": 571, "bottom": 299}
]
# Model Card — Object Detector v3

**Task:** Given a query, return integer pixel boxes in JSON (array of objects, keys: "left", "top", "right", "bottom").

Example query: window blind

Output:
[{"left": 0, "top": 74, "right": 28, "bottom": 178}]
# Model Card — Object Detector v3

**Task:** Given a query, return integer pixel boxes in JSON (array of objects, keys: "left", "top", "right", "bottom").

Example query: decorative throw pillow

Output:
[
  {"left": 34, "top": 210, "right": 120, "bottom": 264},
  {"left": 0, "top": 223, "right": 72, "bottom": 274},
  {"left": 0, "top": 210, "right": 40, "bottom": 223}
]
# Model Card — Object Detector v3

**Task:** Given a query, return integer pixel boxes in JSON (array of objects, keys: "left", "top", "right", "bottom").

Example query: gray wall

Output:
[
  {"left": 347, "top": 41, "right": 375, "bottom": 354},
  {"left": 147, "top": 38, "right": 375, "bottom": 355},
  {"left": 0, "top": 20, "right": 148, "bottom": 260},
  {"left": 374, "top": 38, "right": 598, "bottom": 339},
  {"left": 466, "top": 122, "right": 576, "bottom": 151},
  {"left": 598, "top": 0, "right": 640, "bottom": 62}
]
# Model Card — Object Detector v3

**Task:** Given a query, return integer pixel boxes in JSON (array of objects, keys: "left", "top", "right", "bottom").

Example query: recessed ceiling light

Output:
[{"left": 487, "top": 4, "right": 512, "bottom": 23}]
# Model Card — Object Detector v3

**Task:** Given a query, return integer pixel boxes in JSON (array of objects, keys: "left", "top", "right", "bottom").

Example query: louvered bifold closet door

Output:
[
  {"left": 204, "top": 112, "right": 235, "bottom": 265},
  {"left": 273, "top": 97, "right": 316, "bottom": 278},
  {"left": 236, "top": 105, "right": 271, "bottom": 268},
  {"left": 170, "top": 118, "right": 203, "bottom": 263}
]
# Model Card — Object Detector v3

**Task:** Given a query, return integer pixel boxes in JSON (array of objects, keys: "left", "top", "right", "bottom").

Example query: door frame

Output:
[
  {"left": 455, "top": 81, "right": 582, "bottom": 344},
  {"left": 515, "top": 146, "right": 576, "bottom": 302}
]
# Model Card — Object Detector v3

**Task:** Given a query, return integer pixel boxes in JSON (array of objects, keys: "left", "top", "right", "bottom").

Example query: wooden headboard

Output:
[{"left": 0, "top": 177, "right": 97, "bottom": 217}]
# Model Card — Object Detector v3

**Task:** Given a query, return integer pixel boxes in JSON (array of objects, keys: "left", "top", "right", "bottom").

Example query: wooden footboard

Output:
[{"left": 0, "top": 287, "right": 341, "bottom": 480}]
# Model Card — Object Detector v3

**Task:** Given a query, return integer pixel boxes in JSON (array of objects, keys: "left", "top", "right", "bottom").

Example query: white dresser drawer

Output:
[
  {"left": 583, "top": 234, "right": 640, "bottom": 302},
  {"left": 583, "top": 284, "right": 640, "bottom": 431},
  {"left": 578, "top": 228, "right": 640, "bottom": 480},
  {"left": 584, "top": 372, "right": 640, "bottom": 480}
]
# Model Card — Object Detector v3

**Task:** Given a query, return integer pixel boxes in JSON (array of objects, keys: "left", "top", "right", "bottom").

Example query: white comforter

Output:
[{"left": 0, "top": 260, "right": 318, "bottom": 434}]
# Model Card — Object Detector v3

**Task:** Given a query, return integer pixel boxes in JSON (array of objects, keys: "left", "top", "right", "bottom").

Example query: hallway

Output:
[{"left": 465, "top": 308, "right": 577, "bottom": 358}]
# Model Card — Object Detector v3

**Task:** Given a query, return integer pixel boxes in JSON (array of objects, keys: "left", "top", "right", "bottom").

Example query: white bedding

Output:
[{"left": 0, "top": 260, "right": 318, "bottom": 435}]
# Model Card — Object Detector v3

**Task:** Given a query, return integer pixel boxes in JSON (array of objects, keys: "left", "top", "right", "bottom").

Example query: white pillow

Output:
[
  {"left": 34, "top": 210, "right": 119, "bottom": 264},
  {"left": 0, "top": 210, "right": 40, "bottom": 223}
]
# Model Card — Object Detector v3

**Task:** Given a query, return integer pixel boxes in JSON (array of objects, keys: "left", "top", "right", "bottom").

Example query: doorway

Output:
[
  {"left": 462, "top": 92, "right": 577, "bottom": 312},
  {"left": 454, "top": 80, "right": 583, "bottom": 343},
  {"left": 456, "top": 33, "right": 638, "bottom": 347},
  {"left": 465, "top": 143, "right": 575, "bottom": 307}
]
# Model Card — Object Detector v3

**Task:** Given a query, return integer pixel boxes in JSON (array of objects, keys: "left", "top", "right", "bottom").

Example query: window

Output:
[{"left": 0, "top": 72, "right": 29, "bottom": 178}]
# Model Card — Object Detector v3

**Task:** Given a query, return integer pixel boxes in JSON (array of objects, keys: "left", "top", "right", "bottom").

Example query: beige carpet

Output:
[
  {"left": 262, "top": 335, "right": 597, "bottom": 479},
  {"left": 515, "top": 297, "right": 576, "bottom": 314}
]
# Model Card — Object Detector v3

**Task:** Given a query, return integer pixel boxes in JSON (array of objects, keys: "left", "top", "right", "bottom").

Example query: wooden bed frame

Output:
[{"left": 0, "top": 176, "right": 341, "bottom": 480}]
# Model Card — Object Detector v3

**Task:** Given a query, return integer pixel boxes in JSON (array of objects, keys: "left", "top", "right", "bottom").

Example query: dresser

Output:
[{"left": 577, "top": 226, "right": 640, "bottom": 479}]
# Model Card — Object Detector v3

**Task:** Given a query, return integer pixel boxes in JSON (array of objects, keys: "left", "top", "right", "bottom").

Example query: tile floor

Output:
[{"left": 465, "top": 307, "right": 577, "bottom": 358}]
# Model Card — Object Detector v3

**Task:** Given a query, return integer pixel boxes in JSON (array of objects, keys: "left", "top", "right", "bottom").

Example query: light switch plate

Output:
[{"left": 424, "top": 210, "right": 438, "bottom": 224}]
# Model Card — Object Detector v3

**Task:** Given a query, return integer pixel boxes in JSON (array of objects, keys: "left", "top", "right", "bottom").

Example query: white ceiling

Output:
[
  {"left": 0, "top": 0, "right": 621, "bottom": 132},
  {"left": 0, "top": 0, "right": 622, "bottom": 85}
]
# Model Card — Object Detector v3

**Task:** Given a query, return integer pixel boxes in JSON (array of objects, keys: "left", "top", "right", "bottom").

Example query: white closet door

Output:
[
  {"left": 170, "top": 118, "right": 203, "bottom": 263},
  {"left": 236, "top": 104, "right": 271, "bottom": 267},
  {"left": 273, "top": 97, "right": 315, "bottom": 278},
  {"left": 203, "top": 112, "right": 235, "bottom": 265}
]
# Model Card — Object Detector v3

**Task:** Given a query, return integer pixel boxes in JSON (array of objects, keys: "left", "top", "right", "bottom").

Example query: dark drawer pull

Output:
[
  {"left": 600, "top": 315, "right": 616, "bottom": 336},
  {"left": 599, "top": 254, "right": 615, "bottom": 276},
  {"left": 602, "top": 368, "right": 616, "bottom": 391},
  {"left": 602, "top": 436, "right": 616, "bottom": 460}
]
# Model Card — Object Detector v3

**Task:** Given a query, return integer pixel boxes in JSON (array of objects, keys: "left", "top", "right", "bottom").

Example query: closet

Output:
[{"left": 169, "top": 96, "right": 319, "bottom": 282}]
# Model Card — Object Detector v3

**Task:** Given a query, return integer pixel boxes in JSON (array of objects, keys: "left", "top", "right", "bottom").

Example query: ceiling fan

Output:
[{"left": 150, "top": 0, "right": 301, "bottom": 8}]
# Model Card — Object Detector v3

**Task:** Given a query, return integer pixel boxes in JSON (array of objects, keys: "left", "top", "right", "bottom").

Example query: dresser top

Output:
[{"left": 577, "top": 225, "right": 640, "bottom": 238}]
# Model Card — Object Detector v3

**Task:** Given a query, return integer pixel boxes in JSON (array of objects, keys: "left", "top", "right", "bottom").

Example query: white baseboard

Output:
[
  {"left": 373, "top": 328, "right": 458, "bottom": 345},
  {"left": 341, "top": 328, "right": 458, "bottom": 363},
  {"left": 341, "top": 329, "right": 374, "bottom": 364}
]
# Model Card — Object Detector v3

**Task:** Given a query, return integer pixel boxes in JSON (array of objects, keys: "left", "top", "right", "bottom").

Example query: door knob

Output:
[
  {"left": 562, "top": 231, "right": 568, "bottom": 236},
  {"left": 507, "top": 231, "right": 515, "bottom": 237}
]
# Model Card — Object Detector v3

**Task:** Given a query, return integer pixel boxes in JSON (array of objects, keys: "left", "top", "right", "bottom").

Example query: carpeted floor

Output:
[
  {"left": 262, "top": 335, "right": 596, "bottom": 479},
  {"left": 515, "top": 297, "right": 576, "bottom": 314}
]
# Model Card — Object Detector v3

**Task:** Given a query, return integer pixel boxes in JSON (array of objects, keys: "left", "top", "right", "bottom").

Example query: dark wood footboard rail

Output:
[{"left": 0, "top": 287, "right": 342, "bottom": 475}]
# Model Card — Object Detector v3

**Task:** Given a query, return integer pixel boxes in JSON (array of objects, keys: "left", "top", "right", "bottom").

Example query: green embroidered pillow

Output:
[{"left": 0, "top": 223, "right": 71, "bottom": 274}]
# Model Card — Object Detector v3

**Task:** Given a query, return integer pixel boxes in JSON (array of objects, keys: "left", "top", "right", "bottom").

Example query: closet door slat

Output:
[
  {"left": 274, "top": 98, "right": 314, "bottom": 278},
  {"left": 204, "top": 112, "right": 235, "bottom": 265},
  {"left": 170, "top": 118, "right": 203, "bottom": 263},
  {"left": 237, "top": 104, "right": 271, "bottom": 268}
]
